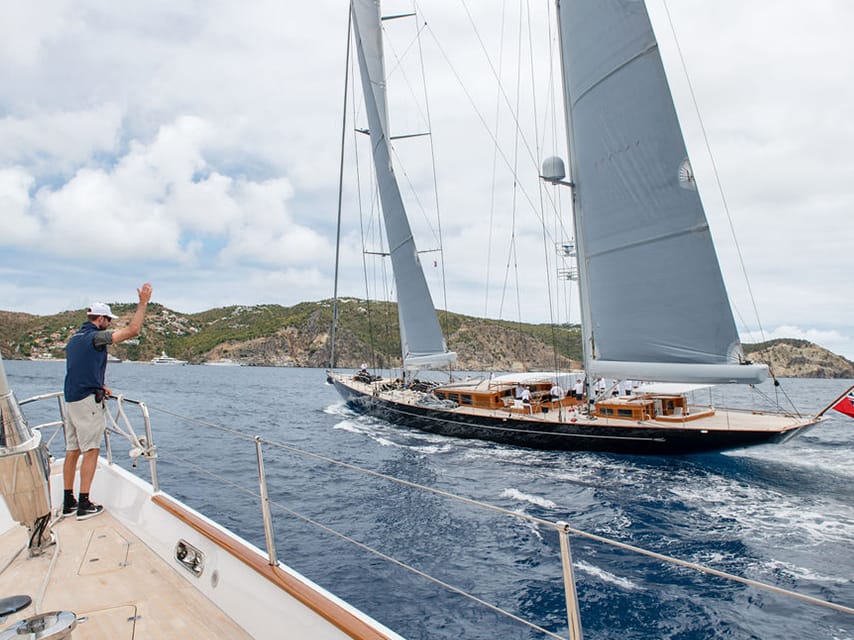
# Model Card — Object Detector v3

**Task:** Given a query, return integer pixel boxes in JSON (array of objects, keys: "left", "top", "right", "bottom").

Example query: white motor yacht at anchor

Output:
[{"left": 150, "top": 351, "right": 188, "bottom": 365}]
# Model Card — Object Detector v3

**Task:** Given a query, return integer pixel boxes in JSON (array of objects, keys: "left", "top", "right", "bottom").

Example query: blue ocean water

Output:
[{"left": 5, "top": 360, "right": 853, "bottom": 639}]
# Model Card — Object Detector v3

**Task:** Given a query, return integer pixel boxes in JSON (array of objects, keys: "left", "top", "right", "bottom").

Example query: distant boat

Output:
[
  {"left": 30, "top": 353, "right": 60, "bottom": 361},
  {"left": 150, "top": 352, "right": 187, "bottom": 365},
  {"left": 203, "top": 358, "right": 240, "bottom": 366}
]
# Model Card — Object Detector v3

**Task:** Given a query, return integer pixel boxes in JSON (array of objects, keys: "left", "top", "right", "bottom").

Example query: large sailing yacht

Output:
[{"left": 327, "top": 0, "right": 842, "bottom": 454}]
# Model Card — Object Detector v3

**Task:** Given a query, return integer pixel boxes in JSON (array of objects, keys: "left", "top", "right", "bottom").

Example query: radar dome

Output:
[{"left": 541, "top": 156, "right": 566, "bottom": 183}]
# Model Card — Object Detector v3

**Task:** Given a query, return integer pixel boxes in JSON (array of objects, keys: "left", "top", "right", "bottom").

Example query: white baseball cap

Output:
[{"left": 87, "top": 302, "right": 118, "bottom": 319}]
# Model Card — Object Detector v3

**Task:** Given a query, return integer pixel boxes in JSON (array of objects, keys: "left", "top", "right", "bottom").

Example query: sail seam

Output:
[
  {"left": 387, "top": 235, "right": 415, "bottom": 257},
  {"left": 584, "top": 222, "right": 709, "bottom": 259},
  {"left": 570, "top": 42, "right": 658, "bottom": 108}
]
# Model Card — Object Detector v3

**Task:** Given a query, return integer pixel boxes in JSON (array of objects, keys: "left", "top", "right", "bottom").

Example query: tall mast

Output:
[
  {"left": 330, "top": 10, "right": 353, "bottom": 370},
  {"left": 554, "top": 0, "right": 594, "bottom": 378}
]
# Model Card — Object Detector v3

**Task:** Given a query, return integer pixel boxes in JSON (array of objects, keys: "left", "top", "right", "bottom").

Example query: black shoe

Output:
[
  {"left": 76, "top": 501, "right": 104, "bottom": 521},
  {"left": 62, "top": 498, "right": 78, "bottom": 518}
]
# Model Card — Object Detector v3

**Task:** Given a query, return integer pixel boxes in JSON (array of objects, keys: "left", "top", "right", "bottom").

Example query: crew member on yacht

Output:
[{"left": 63, "top": 283, "right": 153, "bottom": 520}]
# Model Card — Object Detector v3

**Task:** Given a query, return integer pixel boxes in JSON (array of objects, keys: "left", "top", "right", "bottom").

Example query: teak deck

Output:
[
  {"left": 364, "top": 378, "right": 808, "bottom": 433},
  {"left": 0, "top": 510, "right": 252, "bottom": 639}
]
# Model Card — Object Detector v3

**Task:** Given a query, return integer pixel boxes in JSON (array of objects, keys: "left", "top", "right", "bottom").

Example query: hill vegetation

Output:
[{"left": 1, "top": 300, "right": 852, "bottom": 378}]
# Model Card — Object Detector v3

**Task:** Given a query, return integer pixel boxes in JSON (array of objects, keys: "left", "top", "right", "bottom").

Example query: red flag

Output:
[{"left": 831, "top": 391, "right": 854, "bottom": 419}]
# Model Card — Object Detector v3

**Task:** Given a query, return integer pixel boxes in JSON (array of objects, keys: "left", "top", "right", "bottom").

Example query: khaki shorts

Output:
[{"left": 65, "top": 395, "right": 107, "bottom": 452}]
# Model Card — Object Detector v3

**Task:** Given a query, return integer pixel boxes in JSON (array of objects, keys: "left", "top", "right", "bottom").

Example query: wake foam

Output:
[{"left": 500, "top": 488, "right": 558, "bottom": 509}]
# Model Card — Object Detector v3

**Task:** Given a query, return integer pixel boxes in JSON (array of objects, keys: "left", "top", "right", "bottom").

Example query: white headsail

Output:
[{"left": 350, "top": 0, "right": 456, "bottom": 371}]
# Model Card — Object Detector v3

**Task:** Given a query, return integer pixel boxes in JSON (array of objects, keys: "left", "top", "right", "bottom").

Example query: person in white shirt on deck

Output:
[{"left": 574, "top": 379, "right": 584, "bottom": 402}]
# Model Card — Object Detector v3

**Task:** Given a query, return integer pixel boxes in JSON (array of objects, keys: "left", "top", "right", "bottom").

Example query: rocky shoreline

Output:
[{"left": 2, "top": 301, "right": 852, "bottom": 378}]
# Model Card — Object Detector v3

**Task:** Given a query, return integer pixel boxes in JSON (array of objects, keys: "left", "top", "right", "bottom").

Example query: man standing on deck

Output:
[{"left": 63, "top": 283, "right": 153, "bottom": 520}]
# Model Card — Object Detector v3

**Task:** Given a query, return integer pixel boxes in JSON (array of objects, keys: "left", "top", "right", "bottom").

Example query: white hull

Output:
[
  {"left": 0, "top": 458, "right": 401, "bottom": 639},
  {"left": 150, "top": 354, "right": 188, "bottom": 365}
]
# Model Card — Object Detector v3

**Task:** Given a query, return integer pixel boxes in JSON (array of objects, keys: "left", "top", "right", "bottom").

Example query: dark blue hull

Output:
[{"left": 329, "top": 376, "right": 815, "bottom": 455}]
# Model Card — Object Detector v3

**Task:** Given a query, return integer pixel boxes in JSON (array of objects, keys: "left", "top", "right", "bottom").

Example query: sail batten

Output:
[
  {"left": 351, "top": 0, "right": 455, "bottom": 370},
  {"left": 558, "top": 0, "right": 744, "bottom": 373},
  {"left": 570, "top": 42, "right": 659, "bottom": 109},
  {"left": 584, "top": 221, "right": 711, "bottom": 260}
]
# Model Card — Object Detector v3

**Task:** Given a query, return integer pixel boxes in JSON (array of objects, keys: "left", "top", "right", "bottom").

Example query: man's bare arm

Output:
[{"left": 111, "top": 283, "right": 153, "bottom": 344}]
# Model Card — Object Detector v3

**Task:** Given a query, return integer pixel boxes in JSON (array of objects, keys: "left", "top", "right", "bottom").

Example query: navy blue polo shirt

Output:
[{"left": 64, "top": 322, "right": 113, "bottom": 402}]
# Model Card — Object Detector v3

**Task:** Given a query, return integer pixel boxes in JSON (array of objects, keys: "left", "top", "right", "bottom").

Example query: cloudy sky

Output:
[{"left": 2, "top": 1, "right": 853, "bottom": 360}]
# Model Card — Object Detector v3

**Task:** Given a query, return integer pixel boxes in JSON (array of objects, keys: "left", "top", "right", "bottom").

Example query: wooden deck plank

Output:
[{"left": 0, "top": 511, "right": 252, "bottom": 639}]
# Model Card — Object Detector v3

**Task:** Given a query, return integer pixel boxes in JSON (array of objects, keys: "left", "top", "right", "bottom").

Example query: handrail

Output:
[
  {"left": 557, "top": 522, "right": 583, "bottom": 640},
  {"left": 15, "top": 393, "right": 854, "bottom": 639},
  {"left": 105, "top": 396, "right": 159, "bottom": 491},
  {"left": 19, "top": 393, "right": 160, "bottom": 492},
  {"left": 147, "top": 406, "right": 854, "bottom": 618},
  {"left": 254, "top": 436, "right": 278, "bottom": 567}
]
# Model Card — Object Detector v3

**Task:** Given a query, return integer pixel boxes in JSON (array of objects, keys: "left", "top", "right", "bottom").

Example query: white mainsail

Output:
[
  {"left": 350, "top": 0, "right": 456, "bottom": 371},
  {"left": 556, "top": 0, "right": 766, "bottom": 385}
]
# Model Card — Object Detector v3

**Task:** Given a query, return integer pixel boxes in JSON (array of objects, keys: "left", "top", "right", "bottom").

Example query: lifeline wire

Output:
[{"left": 147, "top": 402, "right": 854, "bottom": 617}]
